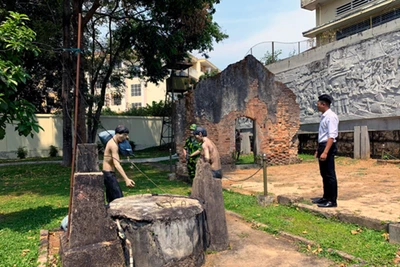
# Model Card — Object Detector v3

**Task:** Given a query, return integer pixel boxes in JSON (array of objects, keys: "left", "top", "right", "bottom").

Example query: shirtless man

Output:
[
  {"left": 103, "top": 125, "right": 135, "bottom": 204},
  {"left": 193, "top": 127, "right": 222, "bottom": 178}
]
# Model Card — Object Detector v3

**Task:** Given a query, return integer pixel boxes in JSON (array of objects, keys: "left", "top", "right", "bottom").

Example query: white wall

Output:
[{"left": 0, "top": 115, "right": 163, "bottom": 159}]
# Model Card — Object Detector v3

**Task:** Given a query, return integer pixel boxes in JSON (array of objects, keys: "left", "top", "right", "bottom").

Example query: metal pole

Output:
[
  {"left": 272, "top": 42, "right": 275, "bottom": 62},
  {"left": 169, "top": 148, "right": 172, "bottom": 173},
  {"left": 262, "top": 153, "right": 267, "bottom": 196},
  {"left": 298, "top": 42, "right": 301, "bottom": 55},
  {"left": 67, "top": 13, "right": 82, "bottom": 239}
]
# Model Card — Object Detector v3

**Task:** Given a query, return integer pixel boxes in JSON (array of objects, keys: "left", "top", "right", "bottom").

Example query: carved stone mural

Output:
[{"left": 275, "top": 34, "right": 400, "bottom": 123}]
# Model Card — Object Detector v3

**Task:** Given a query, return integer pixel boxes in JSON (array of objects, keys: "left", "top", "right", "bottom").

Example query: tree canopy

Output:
[
  {"left": 0, "top": 12, "right": 43, "bottom": 139},
  {"left": 1, "top": 1, "right": 228, "bottom": 165},
  {"left": 82, "top": 0, "right": 228, "bottom": 143}
]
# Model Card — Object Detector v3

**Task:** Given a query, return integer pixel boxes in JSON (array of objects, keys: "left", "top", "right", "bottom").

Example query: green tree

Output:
[
  {"left": 261, "top": 49, "right": 282, "bottom": 65},
  {"left": 0, "top": 12, "right": 43, "bottom": 139},
  {"left": 199, "top": 69, "right": 219, "bottom": 80},
  {"left": 0, "top": 1, "right": 64, "bottom": 114},
  {"left": 75, "top": 0, "right": 228, "bottom": 143}
]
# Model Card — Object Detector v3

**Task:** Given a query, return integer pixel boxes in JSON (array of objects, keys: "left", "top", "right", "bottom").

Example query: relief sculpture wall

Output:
[{"left": 275, "top": 33, "right": 400, "bottom": 124}]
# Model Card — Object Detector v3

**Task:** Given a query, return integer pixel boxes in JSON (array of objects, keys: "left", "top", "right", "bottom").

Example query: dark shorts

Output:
[
  {"left": 103, "top": 171, "right": 123, "bottom": 204},
  {"left": 212, "top": 169, "right": 223, "bottom": 179}
]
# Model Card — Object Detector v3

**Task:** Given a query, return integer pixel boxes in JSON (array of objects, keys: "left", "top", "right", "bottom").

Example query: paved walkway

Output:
[{"left": 0, "top": 155, "right": 178, "bottom": 167}]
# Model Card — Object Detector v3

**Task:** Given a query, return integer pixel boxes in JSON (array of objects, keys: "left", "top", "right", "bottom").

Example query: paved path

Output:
[{"left": 0, "top": 155, "right": 178, "bottom": 167}]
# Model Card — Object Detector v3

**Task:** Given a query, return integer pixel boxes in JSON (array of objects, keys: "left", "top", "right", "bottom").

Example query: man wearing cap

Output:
[
  {"left": 312, "top": 94, "right": 339, "bottom": 208},
  {"left": 183, "top": 124, "right": 202, "bottom": 182},
  {"left": 193, "top": 126, "right": 222, "bottom": 178}
]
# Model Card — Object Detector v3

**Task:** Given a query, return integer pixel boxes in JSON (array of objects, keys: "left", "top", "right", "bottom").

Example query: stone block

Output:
[
  {"left": 68, "top": 173, "right": 117, "bottom": 248},
  {"left": 257, "top": 195, "right": 275, "bottom": 206},
  {"left": 277, "top": 194, "right": 303, "bottom": 205},
  {"left": 389, "top": 223, "right": 400, "bottom": 244},
  {"left": 60, "top": 233, "right": 125, "bottom": 267},
  {"left": 76, "top": 144, "right": 99, "bottom": 172},
  {"left": 108, "top": 195, "right": 205, "bottom": 267},
  {"left": 191, "top": 159, "right": 229, "bottom": 252}
]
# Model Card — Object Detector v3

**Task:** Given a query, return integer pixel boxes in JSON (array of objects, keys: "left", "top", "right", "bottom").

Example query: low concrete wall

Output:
[
  {"left": 298, "top": 130, "right": 400, "bottom": 158},
  {"left": 0, "top": 115, "right": 163, "bottom": 159}
]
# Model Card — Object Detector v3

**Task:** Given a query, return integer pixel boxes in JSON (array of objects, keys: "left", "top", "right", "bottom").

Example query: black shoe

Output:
[
  {"left": 312, "top": 198, "right": 328, "bottom": 204},
  {"left": 317, "top": 201, "right": 337, "bottom": 208}
]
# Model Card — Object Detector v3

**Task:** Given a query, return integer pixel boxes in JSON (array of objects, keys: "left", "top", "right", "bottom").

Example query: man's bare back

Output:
[
  {"left": 201, "top": 137, "right": 221, "bottom": 171},
  {"left": 193, "top": 126, "right": 223, "bottom": 178}
]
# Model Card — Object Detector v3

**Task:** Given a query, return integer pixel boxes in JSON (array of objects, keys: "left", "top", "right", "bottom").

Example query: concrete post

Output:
[
  {"left": 360, "top": 126, "right": 370, "bottom": 159},
  {"left": 354, "top": 126, "right": 361, "bottom": 159}
]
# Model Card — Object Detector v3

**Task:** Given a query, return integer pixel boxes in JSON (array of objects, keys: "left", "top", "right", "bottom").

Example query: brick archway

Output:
[{"left": 175, "top": 55, "right": 300, "bottom": 174}]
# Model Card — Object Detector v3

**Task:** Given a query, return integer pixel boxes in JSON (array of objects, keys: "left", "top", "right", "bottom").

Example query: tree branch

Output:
[{"left": 82, "top": 0, "right": 101, "bottom": 26}]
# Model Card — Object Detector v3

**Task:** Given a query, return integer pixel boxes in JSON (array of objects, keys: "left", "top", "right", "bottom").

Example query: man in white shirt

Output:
[{"left": 312, "top": 94, "right": 339, "bottom": 208}]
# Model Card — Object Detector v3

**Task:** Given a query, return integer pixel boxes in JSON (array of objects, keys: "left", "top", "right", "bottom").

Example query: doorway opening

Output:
[{"left": 235, "top": 117, "right": 256, "bottom": 164}]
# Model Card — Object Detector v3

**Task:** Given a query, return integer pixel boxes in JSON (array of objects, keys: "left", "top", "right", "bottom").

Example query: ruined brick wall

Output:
[{"left": 175, "top": 55, "right": 300, "bottom": 172}]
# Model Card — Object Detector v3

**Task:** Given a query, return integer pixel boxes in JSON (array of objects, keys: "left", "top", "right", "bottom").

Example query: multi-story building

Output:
[
  {"left": 302, "top": 0, "right": 400, "bottom": 46},
  {"left": 103, "top": 54, "right": 219, "bottom": 113}
]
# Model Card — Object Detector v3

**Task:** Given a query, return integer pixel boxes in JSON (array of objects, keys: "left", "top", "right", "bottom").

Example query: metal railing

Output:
[{"left": 245, "top": 39, "right": 316, "bottom": 65}]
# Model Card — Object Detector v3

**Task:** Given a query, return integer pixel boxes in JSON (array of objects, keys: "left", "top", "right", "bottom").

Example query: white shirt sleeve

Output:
[{"left": 327, "top": 116, "right": 339, "bottom": 139}]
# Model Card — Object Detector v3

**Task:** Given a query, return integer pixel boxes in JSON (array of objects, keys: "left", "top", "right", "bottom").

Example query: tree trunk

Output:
[{"left": 62, "top": 0, "right": 73, "bottom": 167}]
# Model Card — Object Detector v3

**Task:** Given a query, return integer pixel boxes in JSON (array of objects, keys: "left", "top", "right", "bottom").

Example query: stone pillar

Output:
[
  {"left": 241, "top": 132, "right": 251, "bottom": 154},
  {"left": 76, "top": 144, "right": 99, "bottom": 172},
  {"left": 60, "top": 144, "right": 125, "bottom": 267},
  {"left": 354, "top": 126, "right": 370, "bottom": 159},
  {"left": 360, "top": 126, "right": 370, "bottom": 159},
  {"left": 389, "top": 223, "right": 400, "bottom": 244},
  {"left": 191, "top": 159, "right": 229, "bottom": 251}
]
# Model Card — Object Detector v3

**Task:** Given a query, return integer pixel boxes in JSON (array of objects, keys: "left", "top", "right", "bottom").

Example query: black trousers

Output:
[
  {"left": 317, "top": 142, "right": 338, "bottom": 203},
  {"left": 103, "top": 171, "right": 123, "bottom": 204}
]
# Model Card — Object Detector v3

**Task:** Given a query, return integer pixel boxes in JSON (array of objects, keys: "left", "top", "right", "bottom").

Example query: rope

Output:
[
  {"left": 127, "top": 159, "right": 167, "bottom": 194},
  {"left": 223, "top": 166, "right": 263, "bottom": 182}
]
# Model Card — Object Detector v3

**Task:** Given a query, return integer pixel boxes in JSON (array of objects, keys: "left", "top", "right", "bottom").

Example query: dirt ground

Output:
[
  {"left": 203, "top": 211, "right": 335, "bottom": 267},
  {"left": 223, "top": 158, "right": 400, "bottom": 223}
]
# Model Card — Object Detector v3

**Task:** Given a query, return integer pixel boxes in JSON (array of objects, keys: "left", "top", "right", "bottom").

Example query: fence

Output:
[
  {"left": 245, "top": 39, "right": 316, "bottom": 64},
  {"left": 0, "top": 114, "right": 163, "bottom": 159}
]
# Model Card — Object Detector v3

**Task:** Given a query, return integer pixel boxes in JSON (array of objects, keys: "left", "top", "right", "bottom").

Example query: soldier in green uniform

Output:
[{"left": 182, "top": 124, "right": 202, "bottom": 182}]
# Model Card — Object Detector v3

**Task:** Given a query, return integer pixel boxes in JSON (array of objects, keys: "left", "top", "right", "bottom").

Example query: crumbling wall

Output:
[{"left": 175, "top": 55, "right": 300, "bottom": 171}]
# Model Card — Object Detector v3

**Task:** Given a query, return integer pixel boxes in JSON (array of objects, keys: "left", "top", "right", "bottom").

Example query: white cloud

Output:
[{"left": 201, "top": 8, "right": 315, "bottom": 70}]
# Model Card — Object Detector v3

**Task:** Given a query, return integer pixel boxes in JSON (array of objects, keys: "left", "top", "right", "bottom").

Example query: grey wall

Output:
[{"left": 267, "top": 17, "right": 400, "bottom": 130}]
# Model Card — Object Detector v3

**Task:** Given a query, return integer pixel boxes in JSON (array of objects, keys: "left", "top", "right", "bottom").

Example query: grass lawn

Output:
[
  {"left": 235, "top": 153, "right": 256, "bottom": 164},
  {"left": 0, "top": 160, "right": 398, "bottom": 266}
]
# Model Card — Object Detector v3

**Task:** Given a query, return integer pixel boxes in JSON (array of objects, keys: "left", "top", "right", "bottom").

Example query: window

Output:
[
  {"left": 112, "top": 95, "right": 121, "bottom": 105},
  {"left": 131, "top": 84, "right": 141, "bottom": 96},
  {"left": 336, "top": 0, "right": 372, "bottom": 16},
  {"left": 132, "top": 102, "right": 142, "bottom": 109},
  {"left": 336, "top": 7, "right": 400, "bottom": 40}
]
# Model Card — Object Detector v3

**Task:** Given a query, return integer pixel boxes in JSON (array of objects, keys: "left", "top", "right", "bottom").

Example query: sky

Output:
[{"left": 196, "top": 0, "right": 316, "bottom": 70}]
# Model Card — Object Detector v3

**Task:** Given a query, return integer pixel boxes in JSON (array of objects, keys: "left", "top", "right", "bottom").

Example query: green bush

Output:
[
  {"left": 101, "top": 100, "right": 172, "bottom": 117},
  {"left": 48, "top": 145, "right": 58, "bottom": 157},
  {"left": 16, "top": 146, "right": 28, "bottom": 159}
]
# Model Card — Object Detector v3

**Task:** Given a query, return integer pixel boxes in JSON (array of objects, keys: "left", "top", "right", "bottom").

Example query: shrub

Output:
[
  {"left": 16, "top": 146, "right": 28, "bottom": 159},
  {"left": 49, "top": 145, "right": 58, "bottom": 157}
]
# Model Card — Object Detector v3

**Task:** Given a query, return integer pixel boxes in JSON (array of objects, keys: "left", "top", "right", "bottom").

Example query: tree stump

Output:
[{"left": 108, "top": 194, "right": 206, "bottom": 267}]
